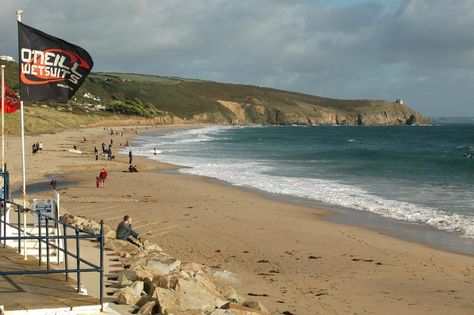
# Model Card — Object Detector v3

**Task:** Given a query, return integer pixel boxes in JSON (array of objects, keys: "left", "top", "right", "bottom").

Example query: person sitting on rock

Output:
[{"left": 116, "top": 215, "right": 142, "bottom": 247}]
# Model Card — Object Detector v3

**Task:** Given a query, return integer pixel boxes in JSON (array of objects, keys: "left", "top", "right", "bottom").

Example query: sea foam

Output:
[{"left": 128, "top": 126, "right": 474, "bottom": 238}]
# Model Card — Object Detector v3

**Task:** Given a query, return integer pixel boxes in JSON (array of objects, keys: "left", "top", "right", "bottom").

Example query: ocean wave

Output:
[
  {"left": 149, "top": 154, "right": 474, "bottom": 238},
  {"left": 127, "top": 126, "right": 474, "bottom": 239}
]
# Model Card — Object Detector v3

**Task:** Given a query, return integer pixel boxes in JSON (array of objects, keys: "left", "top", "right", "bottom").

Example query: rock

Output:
[
  {"left": 181, "top": 262, "right": 216, "bottom": 291},
  {"left": 138, "top": 301, "right": 157, "bottom": 315},
  {"left": 60, "top": 214, "right": 104, "bottom": 234},
  {"left": 115, "top": 285, "right": 143, "bottom": 305},
  {"left": 115, "top": 280, "right": 145, "bottom": 305},
  {"left": 104, "top": 238, "right": 142, "bottom": 256},
  {"left": 142, "top": 239, "right": 162, "bottom": 252},
  {"left": 103, "top": 225, "right": 116, "bottom": 238},
  {"left": 242, "top": 300, "right": 269, "bottom": 314},
  {"left": 149, "top": 271, "right": 227, "bottom": 313},
  {"left": 151, "top": 287, "right": 180, "bottom": 314},
  {"left": 220, "top": 285, "right": 242, "bottom": 304},
  {"left": 130, "top": 281, "right": 145, "bottom": 295},
  {"left": 81, "top": 219, "right": 101, "bottom": 233},
  {"left": 152, "top": 274, "right": 180, "bottom": 290},
  {"left": 117, "top": 270, "right": 134, "bottom": 287},
  {"left": 125, "top": 251, "right": 174, "bottom": 269},
  {"left": 144, "top": 257, "right": 181, "bottom": 275},
  {"left": 174, "top": 272, "right": 227, "bottom": 311},
  {"left": 211, "top": 269, "right": 241, "bottom": 285},
  {"left": 63, "top": 215, "right": 269, "bottom": 314},
  {"left": 118, "top": 269, "right": 156, "bottom": 286},
  {"left": 219, "top": 302, "right": 268, "bottom": 315}
]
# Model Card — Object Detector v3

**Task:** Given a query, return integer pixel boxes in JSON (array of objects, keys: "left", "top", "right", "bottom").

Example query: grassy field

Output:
[{"left": 1, "top": 60, "right": 426, "bottom": 127}]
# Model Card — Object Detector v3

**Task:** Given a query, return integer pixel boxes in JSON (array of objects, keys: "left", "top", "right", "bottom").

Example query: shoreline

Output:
[
  {"left": 130, "top": 127, "right": 474, "bottom": 257},
  {"left": 20, "top": 163, "right": 474, "bottom": 257},
  {"left": 6, "top": 125, "right": 474, "bottom": 314},
  {"left": 166, "top": 169, "right": 474, "bottom": 257}
]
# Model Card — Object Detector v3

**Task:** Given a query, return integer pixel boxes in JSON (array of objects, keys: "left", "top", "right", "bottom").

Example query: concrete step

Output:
[
  {"left": 20, "top": 247, "right": 58, "bottom": 255},
  {"left": 2, "top": 302, "right": 120, "bottom": 314},
  {"left": 11, "top": 228, "right": 59, "bottom": 235},
  {"left": 11, "top": 240, "right": 61, "bottom": 250}
]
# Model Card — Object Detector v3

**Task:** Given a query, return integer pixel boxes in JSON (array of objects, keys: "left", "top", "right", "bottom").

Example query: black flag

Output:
[{"left": 18, "top": 22, "right": 93, "bottom": 102}]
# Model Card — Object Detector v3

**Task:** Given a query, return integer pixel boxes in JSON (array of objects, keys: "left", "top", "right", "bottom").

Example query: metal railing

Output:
[{"left": 0, "top": 200, "right": 104, "bottom": 309}]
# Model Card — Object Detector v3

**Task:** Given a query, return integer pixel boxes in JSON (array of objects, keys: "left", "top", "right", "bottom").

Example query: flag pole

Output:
[
  {"left": 16, "top": 9, "right": 27, "bottom": 260},
  {"left": 1, "top": 64, "right": 5, "bottom": 170},
  {"left": 2, "top": 65, "right": 5, "bottom": 171},
  {"left": 1, "top": 65, "right": 5, "bottom": 211}
]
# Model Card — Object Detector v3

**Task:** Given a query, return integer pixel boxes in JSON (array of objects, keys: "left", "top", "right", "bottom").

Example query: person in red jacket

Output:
[{"left": 99, "top": 168, "right": 108, "bottom": 187}]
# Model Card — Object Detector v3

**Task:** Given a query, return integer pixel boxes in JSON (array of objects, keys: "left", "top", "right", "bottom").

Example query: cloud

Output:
[{"left": 0, "top": 0, "right": 473, "bottom": 116}]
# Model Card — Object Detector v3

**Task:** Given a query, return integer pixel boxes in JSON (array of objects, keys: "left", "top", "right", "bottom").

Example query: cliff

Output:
[{"left": 0, "top": 61, "right": 428, "bottom": 126}]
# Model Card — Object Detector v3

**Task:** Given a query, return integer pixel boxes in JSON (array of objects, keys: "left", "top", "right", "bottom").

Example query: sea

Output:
[{"left": 128, "top": 124, "right": 474, "bottom": 244}]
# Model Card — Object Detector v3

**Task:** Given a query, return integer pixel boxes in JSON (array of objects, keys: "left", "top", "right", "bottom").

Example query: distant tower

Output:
[{"left": 395, "top": 98, "right": 404, "bottom": 105}]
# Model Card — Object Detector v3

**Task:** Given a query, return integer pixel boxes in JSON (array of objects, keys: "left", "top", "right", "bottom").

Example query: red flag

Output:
[{"left": 3, "top": 84, "right": 20, "bottom": 113}]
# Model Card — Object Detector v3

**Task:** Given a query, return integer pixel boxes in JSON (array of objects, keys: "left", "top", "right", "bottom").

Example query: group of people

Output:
[{"left": 32, "top": 142, "right": 43, "bottom": 154}]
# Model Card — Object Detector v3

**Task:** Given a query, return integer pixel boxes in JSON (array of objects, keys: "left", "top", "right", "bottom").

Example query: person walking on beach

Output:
[
  {"left": 129, "top": 150, "right": 133, "bottom": 164},
  {"left": 50, "top": 178, "right": 57, "bottom": 190},
  {"left": 107, "top": 145, "right": 113, "bottom": 160},
  {"left": 94, "top": 145, "right": 99, "bottom": 160},
  {"left": 99, "top": 168, "right": 107, "bottom": 187},
  {"left": 116, "top": 215, "right": 141, "bottom": 246}
]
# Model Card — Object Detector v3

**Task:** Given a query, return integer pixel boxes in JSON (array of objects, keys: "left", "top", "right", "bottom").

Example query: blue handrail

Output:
[{"left": 0, "top": 200, "right": 105, "bottom": 310}]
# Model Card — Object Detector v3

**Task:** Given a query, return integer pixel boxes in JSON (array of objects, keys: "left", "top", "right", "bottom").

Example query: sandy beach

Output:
[{"left": 4, "top": 125, "right": 474, "bottom": 315}]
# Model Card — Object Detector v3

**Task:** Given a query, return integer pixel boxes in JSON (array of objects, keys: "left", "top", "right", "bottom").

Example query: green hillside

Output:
[{"left": 0, "top": 60, "right": 428, "bottom": 126}]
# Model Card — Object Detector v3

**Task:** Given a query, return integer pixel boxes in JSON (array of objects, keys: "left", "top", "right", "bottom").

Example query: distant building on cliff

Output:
[
  {"left": 395, "top": 98, "right": 404, "bottom": 105},
  {"left": 0, "top": 55, "right": 15, "bottom": 62}
]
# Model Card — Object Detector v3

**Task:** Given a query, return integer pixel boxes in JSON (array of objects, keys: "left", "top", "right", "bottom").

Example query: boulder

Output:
[
  {"left": 219, "top": 302, "right": 268, "bottom": 315},
  {"left": 103, "top": 225, "right": 116, "bottom": 238},
  {"left": 138, "top": 301, "right": 158, "bottom": 315},
  {"left": 142, "top": 239, "right": 162, "bottom": 252},
  {"left": 151, "top": 287, "right": 180, "bottom": 314},
  {"left": 149, "top": 272, "right": 227, "bottom": 313},
  {"left": 143, "top": 257, "right": 181, "bottom": 275},
  {"left": 152, "top": 274, "right": 180, "bottom": 290},
  {"left": 220, "top": 285, "right": 242, "bottom": 304},
  {"left": 211, "top": 269, "right": 241, "bottom": 285},
  {"left": 181, "top": 262, "right": 216, "bottom": 291},
  {"left": 130, "top": 281, "right": 145, "bottom": 295},
  {"left": 242, "top": 301, "right": 269, "bottom": 314},
  {"left": 115, "top": 283, "right": 144, "bottom": 305},
  {"left": 81, "top": 219, "right": 101, "bottom": 233},
  {"left": 173, "top": 273, "right": 227, "bottom": 311},
  {"left": 60, "top": 214, "right": 105, "bottom": 234},
  {"left": 118, "top": 269, "right": 156, "bottom": 286},
  {"left": 125, "top": 251, "right": 173, "bottom": 269},
  {"left": 105, "top": 238, "right": 142, "bottom": 256}
]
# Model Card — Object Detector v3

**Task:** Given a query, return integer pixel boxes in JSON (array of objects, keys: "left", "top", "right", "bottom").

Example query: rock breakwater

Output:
[{"left": 61, "top": 214, "right": 269, "bottom": 315}]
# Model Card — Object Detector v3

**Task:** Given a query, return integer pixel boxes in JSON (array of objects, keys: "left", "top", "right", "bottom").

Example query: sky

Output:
[{"left": 1, "top": 0, "right": 473, "bottom": 117}]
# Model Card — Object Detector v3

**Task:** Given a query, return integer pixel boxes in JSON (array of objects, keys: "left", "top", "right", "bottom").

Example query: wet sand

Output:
[{"left": 5, "top": 126, "right": 474, "bottom": 315}]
